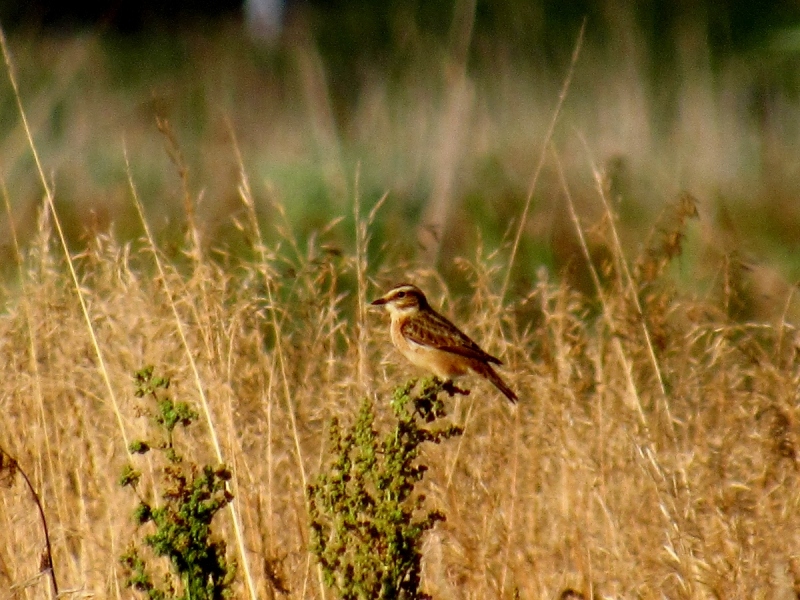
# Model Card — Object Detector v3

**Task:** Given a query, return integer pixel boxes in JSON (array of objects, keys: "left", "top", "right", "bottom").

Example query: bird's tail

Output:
[{"left": 475, "top": 363, "right": 518, "bottom": 404}]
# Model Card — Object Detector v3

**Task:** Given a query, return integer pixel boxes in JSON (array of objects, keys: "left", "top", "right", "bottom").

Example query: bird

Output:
[{"left": 370, "top": 283, "right": 518, "bottom": 403}]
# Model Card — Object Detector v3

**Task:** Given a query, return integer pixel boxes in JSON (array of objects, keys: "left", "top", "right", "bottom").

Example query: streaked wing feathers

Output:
[{"left": 400, "top": 310, "right": 502, "bottom": 365}]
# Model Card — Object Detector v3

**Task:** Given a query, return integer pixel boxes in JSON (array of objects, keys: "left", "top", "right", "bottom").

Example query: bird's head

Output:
[{"left": 370, "top": 283, "right": 429, "bottom": 316}]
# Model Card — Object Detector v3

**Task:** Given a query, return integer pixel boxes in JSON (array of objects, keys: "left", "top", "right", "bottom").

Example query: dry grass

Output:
[
  {"left": 2, "top": 149, "right": 800, "bottom": 599},
  {"left": 2, "top": 14, "right": 800, "bottom": 600}
]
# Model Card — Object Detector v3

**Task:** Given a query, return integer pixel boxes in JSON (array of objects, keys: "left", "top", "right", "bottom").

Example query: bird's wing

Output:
[{"left": 401, "top": 311, "right": 502, "bottom": 365}]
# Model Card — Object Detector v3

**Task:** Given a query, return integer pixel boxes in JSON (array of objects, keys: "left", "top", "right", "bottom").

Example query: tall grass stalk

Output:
[
  {"left": 232, "top": 132, "right": 329, "bottom": 599},
  {"left": 500, "top": 19, "right": 586, "bottom": 305},
  {"left": 0, "top": 24, "right": 131, "bottom": 452},
  {"left": 580, "top": 135, "right": 674, "bottom": 436},
  {"left": 124, "top": 150, "right": 258, "bottom": 600}
]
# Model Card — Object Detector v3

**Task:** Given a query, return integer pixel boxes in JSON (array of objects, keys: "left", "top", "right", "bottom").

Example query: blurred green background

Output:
[{"left": 0, "top": 1, "right": 799, "bottom": 298}]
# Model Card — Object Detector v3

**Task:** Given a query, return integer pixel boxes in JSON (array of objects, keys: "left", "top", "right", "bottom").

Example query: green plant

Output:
[
  {"left": 308, "top": 377, "right": 465, "bottom": 600},
  {"left": 120, "top": 366, "right": 236, "bottom": 600}
]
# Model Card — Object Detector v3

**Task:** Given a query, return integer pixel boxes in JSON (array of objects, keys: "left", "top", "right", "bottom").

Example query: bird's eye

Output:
[{"left": 397, "top": 291, "right": 406, "bottom": 298}]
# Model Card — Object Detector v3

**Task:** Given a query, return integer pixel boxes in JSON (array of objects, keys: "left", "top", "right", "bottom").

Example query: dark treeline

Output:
[{"left": 2, "top": 0, "right": 798, "bottom": 54}]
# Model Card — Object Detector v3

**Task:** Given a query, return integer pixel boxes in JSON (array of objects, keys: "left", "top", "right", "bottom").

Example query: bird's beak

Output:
[{"left": 370, "top": 296, "right": 388, "bottom": 307}]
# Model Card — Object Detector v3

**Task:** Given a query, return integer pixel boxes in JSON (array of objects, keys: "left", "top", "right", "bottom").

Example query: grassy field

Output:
[{"left": 1, "top": 10, "right": 800, "bottom": 600}]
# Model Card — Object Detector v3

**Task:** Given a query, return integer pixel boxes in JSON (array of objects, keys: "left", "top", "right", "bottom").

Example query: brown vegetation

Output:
[
  {"left": 1, "top": 150, "right": 799, "bottom": 598},
  {"left": 1, "top": 15, "right": 800, "bottom": 600}
]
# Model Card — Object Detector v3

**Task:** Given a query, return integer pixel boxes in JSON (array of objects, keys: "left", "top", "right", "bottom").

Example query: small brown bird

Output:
[{"left": 370, "top": 283, "right": 518, "bottom": 403}]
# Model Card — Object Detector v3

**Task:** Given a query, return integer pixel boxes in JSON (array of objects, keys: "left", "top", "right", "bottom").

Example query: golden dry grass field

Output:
[{"left": 1, "top": 12, "right": 800, "bottom": 600}]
